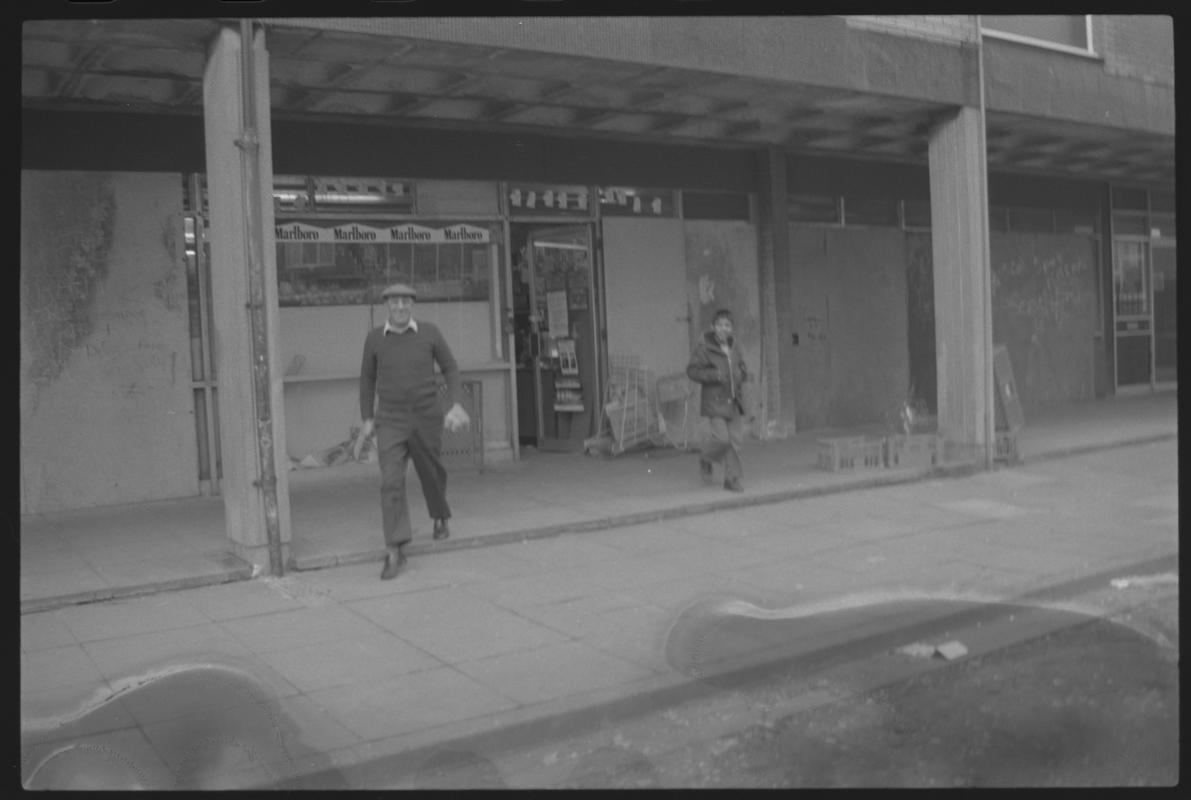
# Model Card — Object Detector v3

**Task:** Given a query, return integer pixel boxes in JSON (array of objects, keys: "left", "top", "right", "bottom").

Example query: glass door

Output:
[
  {"left": 1152, "top": 243, "right": 1177, "bottom": 385},
  {"left": 1112, "top": 239, "right": 1153, "bottom": 389},
  {"left": 526, "top": 225, "right": 599, "bottom": 452}
]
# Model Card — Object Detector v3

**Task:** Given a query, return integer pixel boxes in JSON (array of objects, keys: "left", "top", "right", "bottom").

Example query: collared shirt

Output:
[{"left": 384, "top": 318, "right": 419, "bottom": 336}]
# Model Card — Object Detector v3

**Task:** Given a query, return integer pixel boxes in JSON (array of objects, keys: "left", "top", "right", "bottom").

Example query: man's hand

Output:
[
  {"left": 353, "top": 418, "right": 375, "bottom": 460},
  {"left": 444, "top": 402, "right": 470, "bottom": 433}
]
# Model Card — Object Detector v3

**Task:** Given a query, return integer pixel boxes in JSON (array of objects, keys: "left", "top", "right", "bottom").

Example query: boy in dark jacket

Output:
[{"left": 686, "top": 308, "right": 748, "bottom": 492}]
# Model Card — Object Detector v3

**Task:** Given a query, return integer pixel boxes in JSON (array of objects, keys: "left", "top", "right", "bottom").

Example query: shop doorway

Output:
[
  {"left": 1152, "top": 243, "right": 1177, "bottom": 386},
  {"left": 511, "top": 224, "right": 601, "bottom": 452},
  {"left": 1112, "top": 239, "right": 1155, "bottom": 390}
]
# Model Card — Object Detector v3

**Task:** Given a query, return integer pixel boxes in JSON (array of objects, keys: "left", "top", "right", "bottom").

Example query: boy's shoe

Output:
[
  {"left": 723, "top": 478, "right": 744, "bottom": 493},
  {"left": 699, "top": 458, "right": 715, "bottom": 486},
  {"left": 433, "top": 518, "right": 450, "bottom": 541},
  {"left": 380, "top": 546, "right": 406, "bottom": 580}
]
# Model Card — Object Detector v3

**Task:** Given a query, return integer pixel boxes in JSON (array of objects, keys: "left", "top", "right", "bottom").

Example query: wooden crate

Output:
[
  {"left": 817, "top": 436, "right": 885, "bottom": 472},
  {"left": 885, "top": 433, "right": 942, "bottom": 469}
]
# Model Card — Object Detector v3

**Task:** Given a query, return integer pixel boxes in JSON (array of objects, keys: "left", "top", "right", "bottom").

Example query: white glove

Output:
[{"left": 444, "top": 402, "right": 470, "bottom": 433}]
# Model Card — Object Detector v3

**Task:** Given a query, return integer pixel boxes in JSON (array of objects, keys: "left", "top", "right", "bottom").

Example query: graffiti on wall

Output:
[
  {"left": 685, "top": 235, "right": 760, "bottom": 353},
  {"left": 904, "top": 233, "right": 936, "bottom": 414},
  {"left": 905, "top": 230, "right": 1098, "bottom": 413},
  {"left": 991, "top": 234, "right": 1097, "bottom": 409},
  {"left": 153, "top": 217, "right": 182, "bottom": 311},
  {"left": 23, "top": 174, "right": 117, "bottom": 391}
]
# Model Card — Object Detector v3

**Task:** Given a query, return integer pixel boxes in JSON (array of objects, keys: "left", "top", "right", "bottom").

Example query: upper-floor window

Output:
[{"left": 981, "top": 15, "right": 1093, "bottom": 55}]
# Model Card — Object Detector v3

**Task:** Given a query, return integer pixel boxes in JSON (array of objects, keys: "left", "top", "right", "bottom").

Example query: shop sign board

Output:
[
  {"left": 598, "top": 186, "right": 675, "bottom": 217},
  {"left": 508, "top": 184, "right": 591, "bottom": 215},
  {"left": 274, "top": 221, "right": 490, "bottom": 244}
]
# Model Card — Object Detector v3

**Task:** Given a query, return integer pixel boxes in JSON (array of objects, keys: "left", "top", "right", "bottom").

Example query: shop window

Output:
[
  {"left": 981, "top": 15, "right": 1092, "bottom": 53},
  {"left": 902, "top": 199, "right": 931, "bottom": 230},
  {"left": 989, "top": 206, "right": 1009, "bottom": 232},
  {"left": 843, "top": 194, "right": 899, "bottom": 227},
  {"left": 788, "top": 194, "right": 841, "bottom": 224},
  {"left": 1007, "top": 207, "right": 1055, "bottom": 234},
  {"left": 1112, "top": 212, "right": 1149, "bottom": 237},
  {"left": 1113, "top": 240, "right": 1149, "bottom": 316},
  {"left": 1054, "top": 209, "right": 1099, "bottom": 236},
  {"left": 682, "top": 191, "right": 751, "bottom": 221},
  {"left": 275, "top": 220, "right": 497, "bottom": 307},
  {"left": 1111, "top": 186, "right": 1149, "bottom": 211},
  {"left": 1151, "top": 189, "right": 1175, "bottom": 214},
  {"left": 1150, "top": 213, "right": 1176, "bottom": 241}
]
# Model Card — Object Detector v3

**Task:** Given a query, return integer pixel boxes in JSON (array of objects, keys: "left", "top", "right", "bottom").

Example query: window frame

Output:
[{"left": 980, "top": 15, "right": 1097, "bottom": 58}]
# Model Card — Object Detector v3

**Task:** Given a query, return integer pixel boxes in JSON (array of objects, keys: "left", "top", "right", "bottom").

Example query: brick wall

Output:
[
  {"left": 1096, "top": 15, "right": 1174, "bottom": 86},
  {"left": 844, "top": 15, "right": 977, "bottom": 44}
]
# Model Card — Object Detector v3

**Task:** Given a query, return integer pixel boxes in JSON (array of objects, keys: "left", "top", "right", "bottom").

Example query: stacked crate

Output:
[
  {"left": 885, "top": 433, "right": 943, "bottom": 469},
  {"left": 816, "top": 436, "right": 886, "bottom": 472}
]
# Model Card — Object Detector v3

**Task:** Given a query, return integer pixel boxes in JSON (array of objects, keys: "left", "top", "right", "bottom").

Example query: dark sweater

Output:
[{"left": 359, "top": 321, "right": 462, "bottom": 429}]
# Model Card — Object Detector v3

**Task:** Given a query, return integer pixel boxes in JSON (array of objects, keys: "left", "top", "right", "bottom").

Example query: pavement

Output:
[
  {"left": 17, "top": 389, "right": 1179, "bottom": 788},
  {"left": 19, "top": 390, "right": 1178, "bottom": 613}
]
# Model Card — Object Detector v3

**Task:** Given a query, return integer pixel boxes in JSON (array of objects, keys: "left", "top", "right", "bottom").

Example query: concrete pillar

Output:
[
  {"left": 755, "top": 147, "right": 793, "bottom": 437},
  {"left": 202, "top": 23, "right": 292, "bottom": 569},
  {"left": 927, "top": 107, "right": 994, "bottom": 464}
]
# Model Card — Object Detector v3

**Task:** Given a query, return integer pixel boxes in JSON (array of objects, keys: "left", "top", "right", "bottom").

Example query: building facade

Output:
[{"left": 20, "top": 15, "right": 1175, "bottom": 570}]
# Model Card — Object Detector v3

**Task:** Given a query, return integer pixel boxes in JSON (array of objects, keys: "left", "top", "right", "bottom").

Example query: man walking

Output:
[
  {"left": 686, "top": 308, "right": 749, "bottom": 493},
  {"left": 358, "top": 283, "right": 470, "bottom": 580}
]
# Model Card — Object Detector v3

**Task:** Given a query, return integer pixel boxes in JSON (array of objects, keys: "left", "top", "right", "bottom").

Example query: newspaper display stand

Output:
[
  {"left": 600, "top": 355, "right": 666, "bottom": 455},
  {"left": 654, "top": 372, "right": 696, "bottom": 450}
]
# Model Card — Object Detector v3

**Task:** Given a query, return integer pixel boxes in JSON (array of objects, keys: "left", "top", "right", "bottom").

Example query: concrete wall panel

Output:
[
  {"left": 983, "top": 38, "right": 1174, "bottom": 134},
  {"left": 788, "top": 225, "right": 910, "bottom": 431},
  {"left": 20, "top": 171, "right": 197, "bottom": 514}
]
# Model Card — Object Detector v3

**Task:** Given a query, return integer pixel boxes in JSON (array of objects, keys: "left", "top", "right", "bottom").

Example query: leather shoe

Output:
[
  {"left": 723, "top": 478, "right": 744, "bottom": 493},
  {"left": 433, "top": 518, "right": 450, "bottom": 541},
  {"left": 380, "top": 547, "right": 406, "bottom": 580},
  {"left": 699, "top": 458, "right": 714, "bottom": 486}
]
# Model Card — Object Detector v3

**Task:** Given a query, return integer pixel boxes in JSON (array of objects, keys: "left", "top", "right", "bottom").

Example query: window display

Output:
[{"left": 275, "top": 220, "right": 495, "bottom": 307}]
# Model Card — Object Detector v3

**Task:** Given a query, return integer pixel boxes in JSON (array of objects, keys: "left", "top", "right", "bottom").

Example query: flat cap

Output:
[{"left": 381, "top": 282, "right": 417, "bottom": 299}]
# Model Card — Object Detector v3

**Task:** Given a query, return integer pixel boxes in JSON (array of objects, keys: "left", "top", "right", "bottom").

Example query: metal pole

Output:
[
  {"left": 976, "top": 16, "right": 995, "bottom": 470},
  {"left": 235, "top": 19, "right": 285, "bottom": 576}
]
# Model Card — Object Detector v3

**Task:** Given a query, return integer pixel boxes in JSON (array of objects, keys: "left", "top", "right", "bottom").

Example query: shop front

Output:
[
  {"left": 186, "top": 175, "right": 516, "bottom": 477},
  {"left": 186, "top": 173, "right": 760, "bottom": 474}
]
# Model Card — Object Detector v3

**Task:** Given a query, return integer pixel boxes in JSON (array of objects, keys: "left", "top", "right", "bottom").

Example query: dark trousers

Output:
[
  {"left": 376, "top": 424, "right": 450, "bottom": 548},
  {"left": 701, "top": 415, "right": 744, "bottom": 481}
]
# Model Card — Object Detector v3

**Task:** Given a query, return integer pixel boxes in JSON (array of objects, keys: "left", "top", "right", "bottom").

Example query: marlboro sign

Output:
[{"left": 274, "top": 222, "right": 490, "bottom": 244}]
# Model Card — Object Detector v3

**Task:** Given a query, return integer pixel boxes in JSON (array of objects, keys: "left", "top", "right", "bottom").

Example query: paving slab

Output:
[
  {"left": 254, "top": 635, "right": 445, "bottom": 694},
  {"left": 219, "top": 604, "right": 386, "bottom": 655},
  {"left": 54, "top": 595, "right": 211, "bottom": 643},
  {"left": 306, "top": 668, "right": 519, "bottom": 742},
  {"left": 454, "top": 641, "right": 657, "bottom": 706}
]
